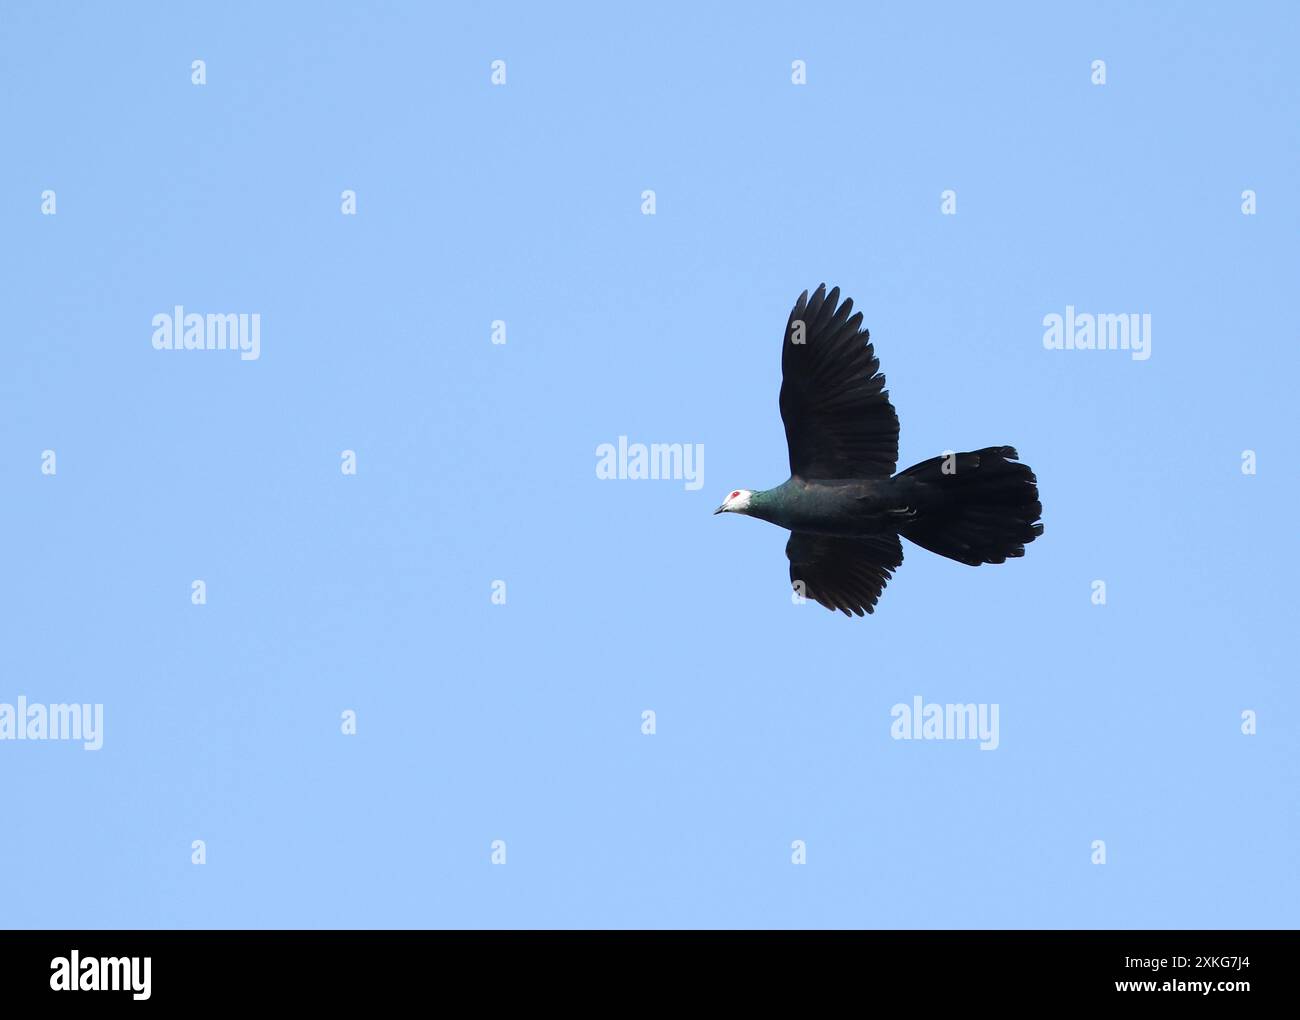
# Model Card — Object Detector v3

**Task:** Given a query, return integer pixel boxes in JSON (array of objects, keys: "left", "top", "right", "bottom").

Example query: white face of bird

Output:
[{"left": 713, "top": 489, "right": 752, "bottom": 515}]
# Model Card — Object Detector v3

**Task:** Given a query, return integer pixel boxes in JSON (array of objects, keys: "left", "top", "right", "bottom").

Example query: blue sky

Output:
[{"left": 2, "top": 2, "right": 1296, "bottom": 928}]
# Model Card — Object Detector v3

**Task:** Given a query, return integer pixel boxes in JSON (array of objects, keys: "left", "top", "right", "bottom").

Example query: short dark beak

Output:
[{"left": 713, "top": 505, "right": 726, "bottom": 515}]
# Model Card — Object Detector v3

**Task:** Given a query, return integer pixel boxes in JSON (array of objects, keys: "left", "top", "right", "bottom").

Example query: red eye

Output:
[{"left": 730, "top": 491, "right": 740, "bottom": 499}]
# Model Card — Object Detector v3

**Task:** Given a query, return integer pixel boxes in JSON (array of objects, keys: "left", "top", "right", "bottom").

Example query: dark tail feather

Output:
[{"left": 895, "top": 446, "right": 1043, "bottom": 566}]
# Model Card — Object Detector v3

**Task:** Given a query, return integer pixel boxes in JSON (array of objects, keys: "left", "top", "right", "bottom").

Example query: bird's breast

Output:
[{"left": 760, "top": 478, "right": 900, "bottom": 536}]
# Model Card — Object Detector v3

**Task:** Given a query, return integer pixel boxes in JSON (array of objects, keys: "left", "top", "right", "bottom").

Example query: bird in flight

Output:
[{"left": 715, "top": 284, "right": 1043, "bottom": 616}]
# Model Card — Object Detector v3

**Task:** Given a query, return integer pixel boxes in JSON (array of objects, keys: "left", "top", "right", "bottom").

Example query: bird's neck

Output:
[{"left": 745, "top": 486, "right": 783, "bottom": 524}]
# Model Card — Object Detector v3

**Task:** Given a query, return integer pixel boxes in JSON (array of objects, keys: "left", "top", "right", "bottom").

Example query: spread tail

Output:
[{"left": 895, "top": 446, "right": 1043, "bottom": 565}]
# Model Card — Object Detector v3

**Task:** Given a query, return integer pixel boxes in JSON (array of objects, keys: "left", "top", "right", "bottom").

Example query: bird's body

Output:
[
  {"left": 744, "top": 477, "right": 901, "bottom": 538},
  {"left": 716, "top": 284, "right": 1043, "bottom": 616}
]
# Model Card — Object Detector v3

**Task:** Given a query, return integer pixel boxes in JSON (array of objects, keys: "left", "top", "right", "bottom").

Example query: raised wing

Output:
[
  {"left": 779, "top": 284, "right": 899, "bottom": 479},
  {"left": 786, "top": 531, "right": 903, "bottom": 617}
]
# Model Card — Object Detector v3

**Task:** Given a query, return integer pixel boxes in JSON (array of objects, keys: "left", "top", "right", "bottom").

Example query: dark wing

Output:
[
  {"left": 779, "top": 284, "right": 899, "bottom": 479},
  {"left": 786, "top": 532, "right": 903, "bottom": 617}
]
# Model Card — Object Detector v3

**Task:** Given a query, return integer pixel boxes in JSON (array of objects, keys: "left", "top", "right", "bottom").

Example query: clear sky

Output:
[{"left": 2, "top": 2, "right": 1296, "bottom": 929}]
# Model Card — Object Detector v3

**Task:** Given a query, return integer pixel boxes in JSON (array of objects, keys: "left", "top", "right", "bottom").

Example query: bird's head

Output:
[{"left": 713, "top": 489, "right": 753, "bottom": 515}]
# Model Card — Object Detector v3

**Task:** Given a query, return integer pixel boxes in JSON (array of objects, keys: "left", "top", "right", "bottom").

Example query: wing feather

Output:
[
  {"left": 779, "top": 284, "right": 899, "bottom": 479},
  {"left": 786, "top": 532, "right": 903, "bottom": 616}
]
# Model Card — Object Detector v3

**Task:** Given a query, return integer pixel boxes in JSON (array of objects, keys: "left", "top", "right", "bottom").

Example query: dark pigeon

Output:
[{"left": 715, "top": 285, "right": 1043, "bottom": 616}]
